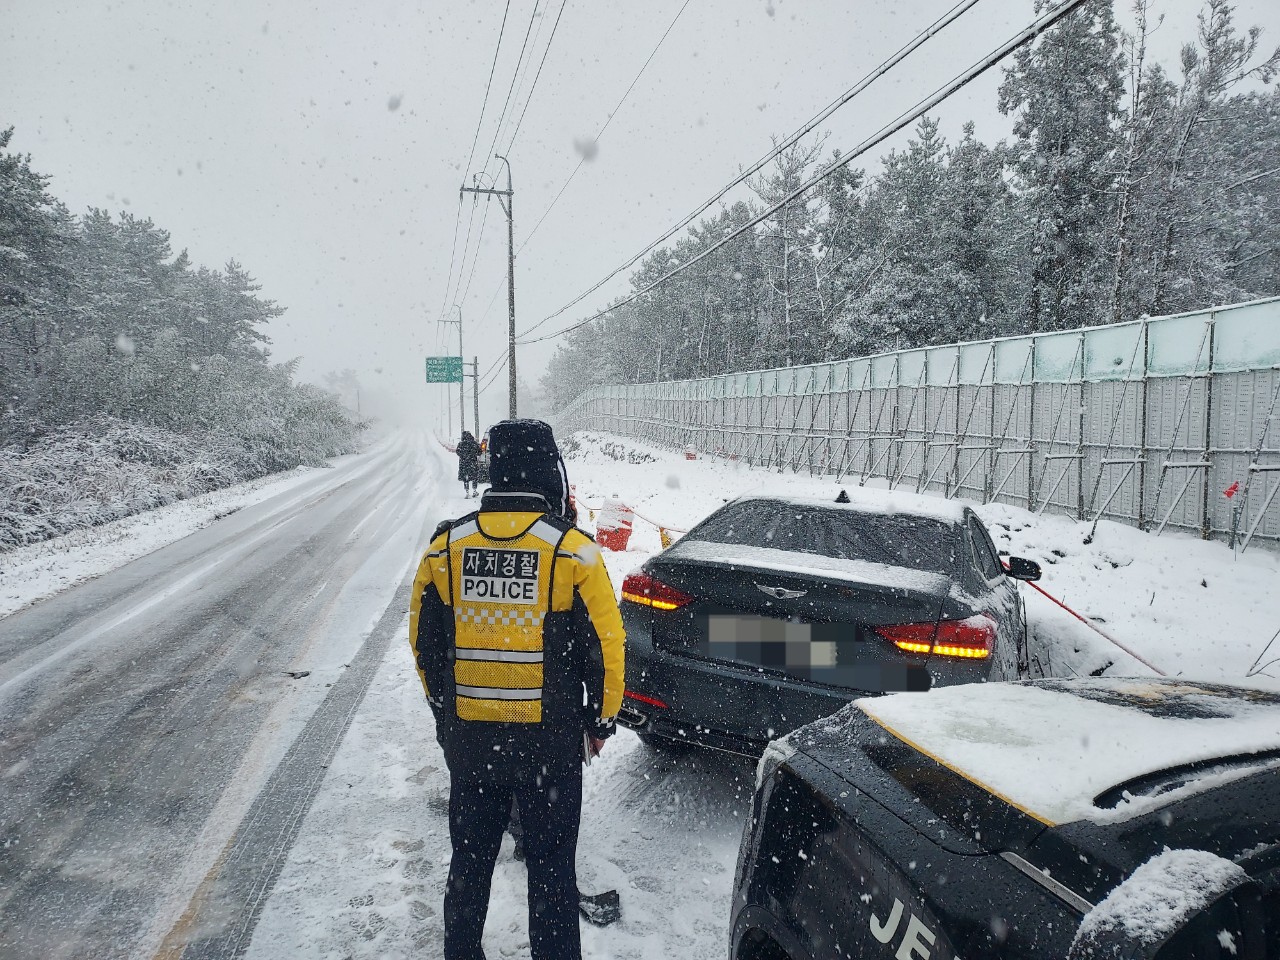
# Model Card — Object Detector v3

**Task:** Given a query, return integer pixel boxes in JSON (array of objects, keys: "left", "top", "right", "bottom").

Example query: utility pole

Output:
[
  {"left": 461, "top": 154, "right": 517, "bottom": 417},
  {"left": 471, "top": 356, "right": 480, "bottom": 439},
  {"left": 442, "top": 306, "right": 465, "bottom": 440}
]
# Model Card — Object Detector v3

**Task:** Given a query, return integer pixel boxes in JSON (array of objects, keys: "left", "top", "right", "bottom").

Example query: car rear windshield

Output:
[{"left": 685, "top": 500, "right": 960, "bottom": 576}]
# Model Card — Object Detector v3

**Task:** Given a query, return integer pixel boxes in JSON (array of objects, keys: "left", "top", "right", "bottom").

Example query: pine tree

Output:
[
  {"left": 942, "top": 124, "right": 1030, "bottom": 340},
  {"left": 998, "top": 0, "right": 1126, "bottom": 331},
  {"left": 0, "top": 127, "right": 75, "bottom": 417},
  {"left": 1130, "top": 0, "right": 1280, "bottom": 316},
  {"left": 747, "top": 140, "right": 825, "bottom": 367}
]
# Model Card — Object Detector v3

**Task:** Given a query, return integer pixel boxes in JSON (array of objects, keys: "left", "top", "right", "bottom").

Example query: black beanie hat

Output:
[{"left": 487, "top": 419, "right": 570, "bottom": 518}]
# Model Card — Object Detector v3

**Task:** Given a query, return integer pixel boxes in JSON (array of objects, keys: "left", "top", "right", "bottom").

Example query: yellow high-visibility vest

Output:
[
  {"left": 411, "top": 510, "right": 625, "bottom": 731},
  {"left": 445, "top": 514, "right": 565, "bottom": 723}
]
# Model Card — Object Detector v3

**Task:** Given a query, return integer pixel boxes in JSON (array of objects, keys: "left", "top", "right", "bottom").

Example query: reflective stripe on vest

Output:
[{"left": 446, "top": 515, "right": 567, "bottom": 723}]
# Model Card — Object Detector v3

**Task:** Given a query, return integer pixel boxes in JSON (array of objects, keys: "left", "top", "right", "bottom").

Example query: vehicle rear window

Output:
[{"left": 685, "top": 500, "right": 960, "bottom": 576}]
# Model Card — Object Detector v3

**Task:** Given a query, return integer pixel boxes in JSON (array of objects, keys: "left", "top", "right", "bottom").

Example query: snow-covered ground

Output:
[
  {"left": 244, "top": 616, "right": 750, "bottom": 960},
  {"left": 6, "top": 431, "right": 1278, "bottom": 958},
  {"left": 244, "top": 476, "right": 751, "bottom": 960}
]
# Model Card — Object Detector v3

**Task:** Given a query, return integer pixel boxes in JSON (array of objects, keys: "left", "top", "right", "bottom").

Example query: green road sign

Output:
[{"left": 425, "top": 355, "right": 464, "bottom": 383}]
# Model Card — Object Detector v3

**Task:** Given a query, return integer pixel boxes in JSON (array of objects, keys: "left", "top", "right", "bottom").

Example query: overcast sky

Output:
[{"left": 4, "top": 0, "right": 1277, "bottom": 432}]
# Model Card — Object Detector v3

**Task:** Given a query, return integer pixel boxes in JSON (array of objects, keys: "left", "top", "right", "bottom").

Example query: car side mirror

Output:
[{"left": 1005, "top": 557, "right": 1041, "bottom": 582}]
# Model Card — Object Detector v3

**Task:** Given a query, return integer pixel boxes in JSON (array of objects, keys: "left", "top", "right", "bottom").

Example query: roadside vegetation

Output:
[
  {"left": 0, "top": 128, "right": 362, "bottom": 549},
  {"left": 543, "top": 0, "right": 1280, "bottom": 407}
]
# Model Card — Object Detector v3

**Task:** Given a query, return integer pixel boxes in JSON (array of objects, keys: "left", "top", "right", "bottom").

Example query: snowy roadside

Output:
[
  {"left": 0, "top": 452, "right": 364, "bottom": 619},
  {"left": 246, "top": 481, "right": 749, "bottom": 960},
  {"left": 561, "top": 431, "right": 1280, "bottom": 692},
  {"left": 246, "top": 613, "right": 746, "bottom": 960},
  {"left": 245, "top": 437, "right": 1280, "bottom": 959}
]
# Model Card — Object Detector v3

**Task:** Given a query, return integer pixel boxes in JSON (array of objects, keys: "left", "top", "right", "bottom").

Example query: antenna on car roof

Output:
[{"left": 835, "top": 490, "right": 850, "bottom": 503}]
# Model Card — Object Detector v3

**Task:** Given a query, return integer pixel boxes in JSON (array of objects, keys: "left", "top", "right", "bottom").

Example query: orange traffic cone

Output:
[{"left": 594, "top": 497, "right": 634, "bottom": 551}]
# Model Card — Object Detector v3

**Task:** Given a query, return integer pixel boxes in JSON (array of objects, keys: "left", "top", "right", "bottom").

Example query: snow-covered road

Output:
[{"left": 0, "top": 434, "right": 442, "bottom": 959}]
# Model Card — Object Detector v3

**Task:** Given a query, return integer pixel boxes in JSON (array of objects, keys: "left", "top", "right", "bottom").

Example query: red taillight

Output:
[
  {"left": 621, "top": 570, "right": 694, "bottom": 611},
  {"left": 625, "top": 690, "right": 669, "bottom": 709},
  {"left": 877, "top": 615, "right": 995, "bottom": 660}
]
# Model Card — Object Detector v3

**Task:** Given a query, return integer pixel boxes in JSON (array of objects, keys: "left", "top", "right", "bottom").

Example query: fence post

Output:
[
  {"left": 896, "top": 353, "right": 906, "bottom": 483},
  {"left": 827, "top": 364, "right": 836, "bottom": 476},
  {"left": 986, "top": 343, "right": 997, "bottom": 503},
  {"left": 1028, "top": 338, "right": 1038, "bottom": 510},
  {"left": 952, "top": 363, "right": 962, "bottom": 497},
  {"left": 1201, "top": 317, "right": 1217, "bottom": 540},
  {"left": 1137, "top": 320, "right": 1150, "bottom": 530},
  {"left": 755, "top": 378, "right": 764, "bottom": 468},
  {"left": 846, "top": 363, "right": 855, "bottom": 476},
  {"left": 922, "top": 352, "right": 932, "bottom": 491},
  {"left": 1077, "top": 332, "right": 1088, "bottom": 521}
]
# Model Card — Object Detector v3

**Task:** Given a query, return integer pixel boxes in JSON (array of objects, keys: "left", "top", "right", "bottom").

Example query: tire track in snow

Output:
[{"left": 160, "top": 581, "right": 415, "bottom": 960}]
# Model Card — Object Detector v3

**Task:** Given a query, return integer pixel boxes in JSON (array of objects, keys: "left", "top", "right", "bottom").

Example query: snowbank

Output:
[
  {"left": 0, "top": 415, "right": 363, "bottom": 551},
  {"left": 0, "top": 453, "right": 362, "bottom": 619}
]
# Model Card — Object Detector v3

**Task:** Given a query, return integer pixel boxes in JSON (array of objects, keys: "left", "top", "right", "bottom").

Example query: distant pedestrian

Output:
[
  {"left": 457, "top": 430, "right": 480, "bottom": 498},
  {"left": 410, "top": 419, "right": 626, "bottom": 960}
]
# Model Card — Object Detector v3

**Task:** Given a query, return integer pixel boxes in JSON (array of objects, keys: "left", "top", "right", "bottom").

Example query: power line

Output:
[
  {"left": 493, "top": 0, "right": 553, "bottom": 154},
  {"left": 441, "top": 2, "right": 512, "bottom": 319},
  {"left": 517, "top": 0, "right": 1095, "bottom": 346},
  {"left": 467, "top": 274, "right": 511, "bottom": 348},
  {"left": 435, "top": 195, "right": 465, "bottom": 327},
  {"left": 449, "top": 191, "right": 482, "bottom": 314},
  {"left": 502, "top": 0, "right": 569, "bottom": 156},
  {"left": 516, "top": 0, "right": 985, "bottom": 341},
  {"left": 477, "top": 348, "right": 511, "bottom": 397},
  {"left": 478, "top": 346, "right": 511, "bottom": 386},
  {"left": 455, "top": 5, "right": 560, "bottom": 309},
  {"left": 462, "top": 0, "right": 691, "bottom": 348},
  {"left": 456, "top": 190, "right": 495, "bottom": 307},
  {"left": 481, "top": 2, "right": 542, "bottom": 176},
  {"left": 448, "top": 4, "right": 538, "bottom": 322},
  {"left": 463, "top": 1, "right": 512, "bottom": 182},
  {"left": 517, "top": 0, "right": 695, "bottom": 257},
  {"left": 453, "top": 2, "right": 567, "bottom": 335}
]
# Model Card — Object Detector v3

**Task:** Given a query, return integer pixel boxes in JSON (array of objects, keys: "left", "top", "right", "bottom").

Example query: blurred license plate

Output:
[{"left": 703, "top": 615, "right": 929, "bottom": 692}]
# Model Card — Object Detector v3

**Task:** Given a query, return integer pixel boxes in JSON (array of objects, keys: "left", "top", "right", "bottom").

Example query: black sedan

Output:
[
  {"left": 617, "top": 491, "right": 1041, "bottom": 755},
  {"left": 731, "top": 678, "right": 1280, "bottom": 959}
]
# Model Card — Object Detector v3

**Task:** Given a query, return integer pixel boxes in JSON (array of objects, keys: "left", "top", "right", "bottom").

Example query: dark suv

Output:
[{"left": 731, "top": 678, "right": 1280, "bottom": 960}]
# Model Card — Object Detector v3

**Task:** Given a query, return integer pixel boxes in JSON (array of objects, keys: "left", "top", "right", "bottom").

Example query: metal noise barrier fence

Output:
[{"left": 555, "top": 297, "right": 1280, "bottom": 550}]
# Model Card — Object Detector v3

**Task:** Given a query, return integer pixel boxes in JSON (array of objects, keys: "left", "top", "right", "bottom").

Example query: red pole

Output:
[{"left": 1023, "top": 580, "right": 1166, "bottom": 676}]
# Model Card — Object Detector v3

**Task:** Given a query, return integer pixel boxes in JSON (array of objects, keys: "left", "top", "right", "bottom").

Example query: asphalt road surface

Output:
[{"left": 0, "top": 435, "right": 440, "bottom": 960}]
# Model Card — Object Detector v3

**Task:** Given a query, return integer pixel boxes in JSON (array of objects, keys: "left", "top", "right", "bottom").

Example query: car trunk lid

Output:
[{"left": 637, "top": 541, "right": 946, "bottom": 741}]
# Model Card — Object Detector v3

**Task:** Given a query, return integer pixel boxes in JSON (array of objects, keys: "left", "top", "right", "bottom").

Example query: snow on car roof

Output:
[
  {"left": 665, "top": 539, "right": 953, "bottom": 595},
  {"left": 730, "top": 487, "right": 968, "bottom": 525},
  {"left": 857, "top": 678, "right": 1280, "bottom": 827}
]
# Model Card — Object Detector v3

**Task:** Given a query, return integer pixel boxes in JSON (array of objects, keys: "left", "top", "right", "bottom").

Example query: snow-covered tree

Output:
[{"left": 998, "top": 0, "right": 1126, "bottom": 331}]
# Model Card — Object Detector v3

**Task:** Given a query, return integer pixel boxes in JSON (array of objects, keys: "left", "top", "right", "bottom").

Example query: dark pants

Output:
[{"left": 444, "top": 766, "right": 583, "bottom": 960}]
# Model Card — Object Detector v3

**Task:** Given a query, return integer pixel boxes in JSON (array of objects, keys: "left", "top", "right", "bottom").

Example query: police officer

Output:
[{"left": 409, "top": 419, "right": 625, "bottom": 960}]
